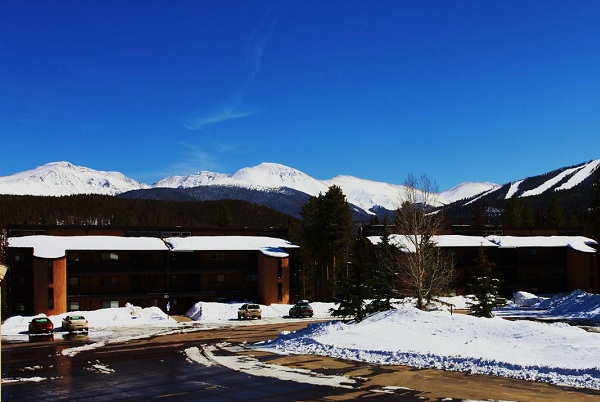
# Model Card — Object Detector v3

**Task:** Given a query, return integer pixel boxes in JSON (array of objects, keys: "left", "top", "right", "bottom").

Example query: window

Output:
[
  {"left": 209, "top": 252, "right": 224, "bottom": 261},
  {"left": 210, "top": 274, "right": 225, "bottom": 283},
  {"left": 69, "top": 301, "right": 81, "bottom": 311},
  {"left": 48, "top": 288, "right": 54, "bottom": 309},
  {"left": 525, "top": 248, "right": 537, "bottom": 256},
  {"left": 101, "top": 276, "right": 119, "bottom": 286},
  {"left": 14, "top": 253, "right": 24, "bottom": 262},
  {"left": 48, "top": 262, "right": 53, "bottom": 284},
  {"left": 68, "top": 276, "right": 80, "bottom": 286},
  {"left": 16, "top": 303, "right": 25, "bottom": 312},
  {"left": 102, "top": 252, "right": 119, "bottom": 261},
  {"left": 243, "top": 273, "right": 257, "bottom": 282},
  {"left": 102, "top": 300, "right": 119, "bottom": 308}
]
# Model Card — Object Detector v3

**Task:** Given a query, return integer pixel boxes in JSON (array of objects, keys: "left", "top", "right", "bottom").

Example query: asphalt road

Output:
[{"left": 2, "top": 322, "right": 600, "bottom": 401}]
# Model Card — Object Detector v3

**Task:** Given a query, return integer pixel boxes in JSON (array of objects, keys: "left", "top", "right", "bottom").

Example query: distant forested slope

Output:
[{"left": 0, "top": 195, "right": 298, "bottom": 230}]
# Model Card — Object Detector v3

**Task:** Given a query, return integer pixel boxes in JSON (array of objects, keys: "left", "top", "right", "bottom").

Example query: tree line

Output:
[{"left": 0, "top": 194, "right": 297, "bottom": 230}]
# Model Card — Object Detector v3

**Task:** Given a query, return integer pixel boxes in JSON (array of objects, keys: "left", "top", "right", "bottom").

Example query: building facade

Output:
[
  {"left": 369, "top": 234, "right": 599, "bottom": 298},
  {"left": 5, "top": 230, "right": 298, "bottom": 316}
]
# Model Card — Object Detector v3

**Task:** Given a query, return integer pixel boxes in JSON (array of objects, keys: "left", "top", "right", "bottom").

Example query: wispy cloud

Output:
[
  {"left": 184, "top": 7, "right": 277, "bottom": 131},
  {"left": 183, "top": 109, "right": 255, "bottom": 131}
]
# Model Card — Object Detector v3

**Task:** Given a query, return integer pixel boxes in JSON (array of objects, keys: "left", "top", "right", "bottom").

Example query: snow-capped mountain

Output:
[
  {"left": 452, "top": 159, "right": 600, "bottom": 208},
  {"left": 155, "top": 163, "right": 329, "bottom": 197},
  {"left": 0, "top": 162, "right": 149, "bottom": 196},
  {"left": 1, "top": 159, "right": 597, "bottom": 220},
  {"left": 154, "top": 162, "right": 498, "bottom": 212}
]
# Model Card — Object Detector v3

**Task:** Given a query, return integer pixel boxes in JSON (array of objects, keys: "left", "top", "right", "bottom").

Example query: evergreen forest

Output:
[{"left": 0, "top": 194, "right": 298, "bottom": 230}]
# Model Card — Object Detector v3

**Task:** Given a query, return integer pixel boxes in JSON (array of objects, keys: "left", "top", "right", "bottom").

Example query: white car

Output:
[
  {"left": 237, "top": 304, "right": 262, "bottom": 319},
  {"left": 62, "top": 315, "right": 89, "bottom": 332}
]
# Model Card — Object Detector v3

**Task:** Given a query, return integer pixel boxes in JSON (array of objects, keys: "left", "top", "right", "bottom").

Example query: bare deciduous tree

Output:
[{"left": 394, "top": 174, "right": 454, "bottom": 310}]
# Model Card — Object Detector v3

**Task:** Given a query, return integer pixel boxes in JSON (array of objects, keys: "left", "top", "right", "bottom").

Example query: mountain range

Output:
[{"left": 1, "top": 159, "right": 598, "bottom": 221}]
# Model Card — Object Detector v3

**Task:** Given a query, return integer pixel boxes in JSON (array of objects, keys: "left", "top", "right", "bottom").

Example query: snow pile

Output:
[
  {"left": 184, "top": 301, "right": 334, "bottom": 322},
  {"left": 512, "top": 291, "right": 546, "bottom": 307},
  {"left": 1, "top": 303, "right": 176, "bottom": 335},
  {"left": 500, "top": 290, "right": 600, "bottom": 321},
  {"left": 3, "top": 290, "right": 600, "bottom": 390},
  {"left": 254, "top": 305, "right": 600, "bottom": 390}
]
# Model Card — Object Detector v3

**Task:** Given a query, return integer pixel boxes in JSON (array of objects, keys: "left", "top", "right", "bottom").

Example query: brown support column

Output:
[{"left": 32, "top": 257, "right": 67, "bottom": 315}]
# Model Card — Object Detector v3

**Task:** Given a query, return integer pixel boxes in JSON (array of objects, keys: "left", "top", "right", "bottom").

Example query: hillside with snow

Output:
[
  {"left": 0, "top": 162, "right": 149, "bottom": 196},
  {"left": 0, "top": 161, "right": 497, "bottom": 213},
  {"left": 1, "top": 159, "right": 597, "bottom": 220}
]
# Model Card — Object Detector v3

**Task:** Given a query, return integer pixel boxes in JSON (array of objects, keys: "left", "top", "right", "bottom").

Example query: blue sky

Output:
[{"left": 1, "top": 0, "right": 599, "bottom": 191}]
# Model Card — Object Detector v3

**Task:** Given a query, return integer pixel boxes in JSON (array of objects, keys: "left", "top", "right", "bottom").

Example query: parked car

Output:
[
  {"left": 366, "top": 300, "right": 393, "bottom": 314},
  {"left": 289, "top": 300, "right": 314, "bottom": 318},
  {"left": 238, "top": 303, "right": 262, "bottom": 319},
  {"left": 62, "top": 315, "right": 89, "bottom": 332},
  {"left": 28, "top": 317, "right": 54, "bottom": 334}
]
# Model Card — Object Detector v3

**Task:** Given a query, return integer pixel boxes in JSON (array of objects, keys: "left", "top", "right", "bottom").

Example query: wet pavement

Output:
[{"left": 3, "top": 321, "right": 600, "bottom": 401}]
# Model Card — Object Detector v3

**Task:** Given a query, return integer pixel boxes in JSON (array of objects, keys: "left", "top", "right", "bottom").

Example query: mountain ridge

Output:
[
  {"left": 1, "top": 159, "right": 598, "bottom": 221},
  {"left": 0, "top": 161, "right": 498, "bottom": 209}
]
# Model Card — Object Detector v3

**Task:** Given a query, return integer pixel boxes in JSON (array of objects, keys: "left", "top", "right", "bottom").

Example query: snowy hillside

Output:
[
  {"left": 438, "top": 181, "right": 501, "bottom": 205},
  {"left": 1, "top": 159, "right": 597, "bottom": 215},
  {"left": 156, "top": 162, "right": 497, "bottom": 211},
  {"left": 157, "top": 163, "right": 329, "bottom": 196},
  {"left": 0, "top": 162, "right": 149, "bottom": 196},
  {"left": 454, "top": 158, "right": 600, "bottom": 208},
  {"left": 153, "top": 171, "right": 229, "bottom": 188},
  {"left": 514, "top": 159, "right": 600, "bottom": 198}
]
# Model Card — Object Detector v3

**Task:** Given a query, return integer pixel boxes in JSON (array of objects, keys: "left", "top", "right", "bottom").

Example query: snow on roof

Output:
[
  {"left": 368, "top": 234, "right": 598, "bottom": 254},
  {"left": 166, "top": 236, "right": 299, "bottom": 258},
  {"left": 368, "top": 234, "right": 497, "bottom": 253},
  {"left": 8, "top": 235, "right": 299, "bottom": 259},
  {"left": 486, "top": 235, "right": 598, "bottom": 253},
  {"left": 7, "top": 235, "right": 168, "bottom": 259}
]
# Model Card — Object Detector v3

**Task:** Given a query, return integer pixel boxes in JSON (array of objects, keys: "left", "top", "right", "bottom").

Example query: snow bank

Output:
[
  {"left": 1, "top": 303, "right": 176, "bottom": 335},
  {"left": 499, "top": 290, "right": 600, "bottom": 321},
  {"left": 254, "top": 305, "right": 600, "bottom": 390},
  {"left": 513, "top": 291, "right": 546, "bottom": 307},
  {"left": 184, "top": 301, "right": 334, "bottom": 322},
  {"left": 3, "top": 290, "right": 600, "bottom": 390}
]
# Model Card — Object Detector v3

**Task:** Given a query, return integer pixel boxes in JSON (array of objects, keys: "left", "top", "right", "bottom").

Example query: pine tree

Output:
[
  {"left": 547, "top": 197, "right": 565, "bottom": 227},
  {"left": 372, "top": 218, "right": 401, "bottom": 306},
  {"left": 522, "top": 202, "right": 535, "bottom": 227},
  {"left": 502, "top": 197, "right": 522, "bottom": 226},
  {"left": 299, "top": 185, "right": 354, "bottom": 301},
  {"left": 330, "top": 236, "right": 374, "bottom": 321},
  {"left": 217, "top": 201, "right": 233, "bottom": 227},
  {"left": 468, "top": 246, "right": 506, "bottom": 318}
]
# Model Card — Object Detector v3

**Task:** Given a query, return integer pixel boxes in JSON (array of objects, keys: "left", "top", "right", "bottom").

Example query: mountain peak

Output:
[
  {"left": 2, "top": 159, "right": 597, "bottom": 219},
  {"left": 0, "top": 161, "right": 149, "bottom": 196}
]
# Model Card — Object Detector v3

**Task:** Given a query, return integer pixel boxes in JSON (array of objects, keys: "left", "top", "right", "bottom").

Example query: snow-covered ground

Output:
[{"left": 2, "top": 290, "right": 599, "bottom": 390}]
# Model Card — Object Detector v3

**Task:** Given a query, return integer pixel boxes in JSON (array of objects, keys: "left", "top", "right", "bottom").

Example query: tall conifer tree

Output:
[
  {"left": 468, "top": 246, "right": 506, "bottom": 318},
  {"left": 299, "top": 185, "right": 354, "bottom": 301}
]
